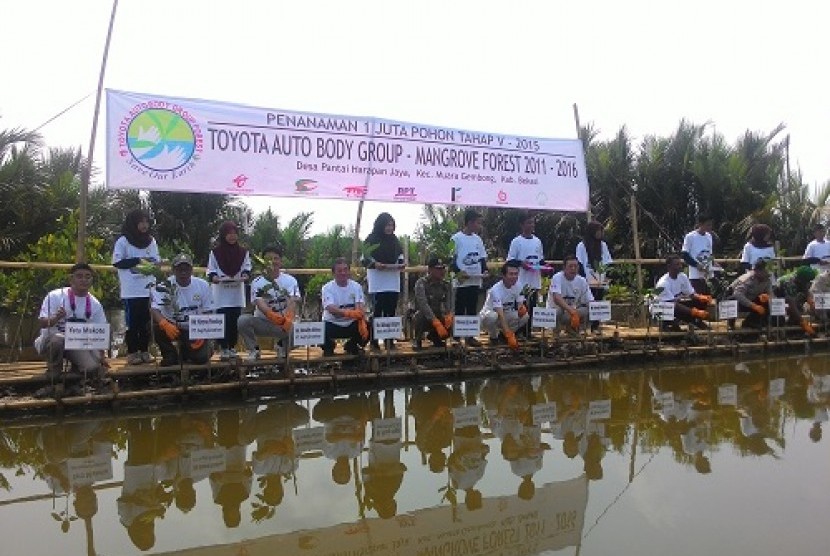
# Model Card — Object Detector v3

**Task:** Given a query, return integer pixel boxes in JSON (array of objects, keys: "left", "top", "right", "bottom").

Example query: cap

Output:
[
  {"left": 171, "top": 253, "right": 193, "bottom": 267},
  {"left": 427, "top": 256, "right": 447, "bottom": 269}
]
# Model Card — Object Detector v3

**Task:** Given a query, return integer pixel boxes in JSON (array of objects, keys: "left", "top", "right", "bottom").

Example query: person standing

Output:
[
  {"left": 507, "top": 212, "right": 545, "bottom": 299},
  {"left": 740, "top": 223, "right": 776, "bottom": 273},
  {"left": 207, "top": 221, "right": 252, "bottom": 360},
  {"left": 321, "top": 258, "right": 369, "bottom": 356},
  {"left": 112, "top": 209, "right": 160, "bottom": 365},
  {"left": 802, "top": 223, "right": 830, "bottom": 270},
  {"left": 411, "top": 256, "right": 453, "bottom": 350},
  {"left": 362, "top": 213, "right": 405, "bottom": 351},
  {"left": 575, "top": 220, "right": 613, "bottom": 332},
  {"left": 451, "top": 209, "right": 488, "bottom": 347},
  {"left": 479, "top": 260, "right": 528, "bottom": 350},
  {"left": 681, "top": 213, "right": 715, "bottom": 295},
  {"left": 237, "top": 246, "right": 300, "bottom": 362}
]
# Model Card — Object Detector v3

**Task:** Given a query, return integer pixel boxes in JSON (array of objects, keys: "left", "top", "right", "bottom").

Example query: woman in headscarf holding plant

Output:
[
  {"left": 363, "top": 213, "right": 405, "bottom": 350},
  {"left": 207, "top": 221, "right": 252, "bottom": 360}
]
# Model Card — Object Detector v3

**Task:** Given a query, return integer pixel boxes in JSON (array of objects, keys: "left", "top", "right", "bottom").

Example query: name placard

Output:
[
  {"left": 453, "top": 315, "right": 481, "bottom": 338},
  {"left": 373, "top": 316, "right": 403, "bottom": 340},
  {"left": 293, "top": 426, "right": 325, "bottom": 453},
  {"left": 372, "top": 417, "right": 402, "bottom": 442},
  {"left": 769, "top": 377, "right": 786, "bottom": 398},
  {"left": 65, "top": 322, "right": 110, "bottom": 350},
  {"left": 66, "top": 454, "right": 113, "bottom": 488},
  {"left": 531, "top": 307, "right": 557, "bottom": 329},
  {"left": 188, "top": 314, "right": 225, "bottom": 339},
  {"left": 718, "top": 383, "right": 738, "bottom": 406},
  {"left": 293, "top": 321, "right": 325, "bottom": 346},
  {"left": 653, "top": 301, "right": 676, "bottom": 321},
  {"left": 587, "top": 399, "right": 612, "bottom": 421},
  {"left": 188, "top": 448, "right": 226, "bottom": 479},
  {"left": 769, "top": 298, "right": 786, "bottom": 317},
  {"left": 588, "top": 301, "right": 612, "bottom": 322},
  {"left": 211, "top": 280, "right": 246, "bottom": 308},
  {"left": 718, "top": 300, "right": 739, "bottom": 320},
  {"left": 813, "top": 292, "right": 830, "bottom": 310},
  {"left": 532, "top": 402, "right": 557, "bottom": 426}
]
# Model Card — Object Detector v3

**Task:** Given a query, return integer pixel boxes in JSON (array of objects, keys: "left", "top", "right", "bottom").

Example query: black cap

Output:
[{"left": 427, "top": 256, "right": 447, "bottom": 269}]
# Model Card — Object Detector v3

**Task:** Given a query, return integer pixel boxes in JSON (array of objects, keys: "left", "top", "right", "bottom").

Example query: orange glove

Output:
[
  {"left": 357, "top": 318, "right": 369, "bottom": 341},
  {"left": 159, "top": 319, "right": 180, "bottom": 340},
  {"left": 266, "top": 310, "right": 286, "bottom": 326},
  {"left": 749, "top": 303, "right": 766, "bottom": 315},
  {"left": 569, "top": 311, "right": 581, "bottom": 330},
  {"left": 443, "top": 314, "right": 454, "bottom": 329},
  {"left": 758, "top": 293, "right": 770, "bottom": 304},
  {"left": 518, "top": 304, "right": 528, "bottom": 318},
  {"left": 504, "top": 331, "right": 519, "bottom": 350},
  {"left": 342, "top": 309, "right": 364, "bottom": 320},
  {"left": 281, "top": 311, "right": 294, "bottom": 332},
  {"left": 432, "top": 318, "right": 449, "bottom": 339},
  {"left": 693, "top": 294, "right": 713, "bottom": 305},
  {"left": 801, "top": 319, "right": 816, "bottom": 336},
  {"left": 190, "top": 339, "right": 205, "bottom": 350},
  {"left": 691, "top": 308, "right": 708, "bottom": 320}
]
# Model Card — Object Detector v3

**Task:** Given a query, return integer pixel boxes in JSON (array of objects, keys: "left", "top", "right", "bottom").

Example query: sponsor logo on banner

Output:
[
  {"left": 117, "top": 103, "right": 203, "bottom": 179},
  {"left": 294, "top": 179, "right": 318, "bottom": 194},
  {"left": 343, "top": 185, "right": 367, "bottom": 198},
  {"left": 496, "top": 189, "right": 509, "bottom": 204},
  {"left": 394, "top": 186, "right": 417, "bottom": 201},
  {"left": 451, "top": 186, "right": 462, "bottom": 202}
]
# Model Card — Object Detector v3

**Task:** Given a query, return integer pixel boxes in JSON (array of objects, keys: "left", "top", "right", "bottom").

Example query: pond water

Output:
[{"left": 0, "top": 354, "right": 828, "bottom": 555}]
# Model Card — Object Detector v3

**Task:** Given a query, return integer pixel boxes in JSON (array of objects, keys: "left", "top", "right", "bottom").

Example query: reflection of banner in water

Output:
[{"left": 154, "top": 475, "right": 587, "bottom": 556}]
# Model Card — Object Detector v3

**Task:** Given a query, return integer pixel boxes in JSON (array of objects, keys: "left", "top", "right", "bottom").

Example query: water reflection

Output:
[{"left": 1, "top": 355, "right": 829, "bottom": 555}]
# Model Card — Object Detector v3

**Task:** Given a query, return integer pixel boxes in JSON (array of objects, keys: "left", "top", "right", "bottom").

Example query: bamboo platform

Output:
[{"left": 0, "top": 321, "right": 825, "bottom": 417}]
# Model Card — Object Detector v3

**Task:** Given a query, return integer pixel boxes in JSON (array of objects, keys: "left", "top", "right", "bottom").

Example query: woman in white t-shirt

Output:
[
  {"left": 362, "top": 213, "right": 404, "bottom": 349},
  {"left": 740, "top": 223, "right": 776, "bottom": 273}
]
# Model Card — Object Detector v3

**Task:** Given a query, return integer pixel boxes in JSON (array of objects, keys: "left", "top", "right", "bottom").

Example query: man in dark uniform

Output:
[{"left": 412, "top": 256, "right": 454, "bottom": 349}]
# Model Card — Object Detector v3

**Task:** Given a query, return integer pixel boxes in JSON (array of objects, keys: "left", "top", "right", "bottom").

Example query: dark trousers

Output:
[
  {"left": 217, "top": 306, "right": 242, "bottom": 350},
  {"left": 690, "top": 278, "right": 710, "bottom": 296},
  {"left": 124, "top": 297, "right": 151, "bottom": 353},
  {"left": 323, "top": 321, "right": 368, "bottom": 354},
  {"left": 372, "top": 292, "right": 399, "bottom": 344},
  {"left": 454, "top": 286, "right": 480, "bottom": 316},
  {"left": 153, "top": 325, "right": 212, "bottom": 365}
]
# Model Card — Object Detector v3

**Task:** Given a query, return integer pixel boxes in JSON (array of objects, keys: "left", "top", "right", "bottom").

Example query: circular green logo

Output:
[{"left": 127, "top": 109, "right": 196, "bottom": 171}]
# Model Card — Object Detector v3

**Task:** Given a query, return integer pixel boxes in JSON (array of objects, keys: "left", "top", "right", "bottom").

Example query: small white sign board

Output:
[
  {"left": 531, "top": 307, "right": 557, "bottom": 329},
  {"left": 67, "top": 454, "right": 113, "bottom": 488},
  {"left": 532, "top": 402, "right": 557, "bottom": 426},
  {"left": 718, "top": 383, "right": 738, "bottom": 406},
  {"left": 64, "top": 322, "right": 110, "bottom": 350},
  {"left": 654, "top": 301, "right": 676, "bottom": 321},
  {"left": 372, "top": 418, "right": 402, "bottom": 442},
  {"left": 769, "top": 377, "right": 786, "bottom": 398},
  {"left": 652, "top": 391, "right": 675, "bottom": 413},
  {"left": 211, "top": 280, "right": 246, "bottom": 308},
  {"left": 452, "top": 405, "right": 481, "bottom": 428},
  {"left": 587, "top": 399, "right": 612, "bottom": 421},
  {"left": 293, "top": 426, "right": 325, "bottom": 453},
  {"left": 453, "top": 315, "right": 481, "bottom": 338},
  {"left": 188, "top": 448, "right": 226, "bottom": 479},
  {"left": 293, "top": 321, "right": 325, "bottom": 346},
  {"left": 718, "top": 300, "right": 739, "bottom": 320},
  {"left": 188, "top": 314, "right": 225, "bottom": 339},
  {"left": 814, "top": 293, "right": 830, "bottom": 310},
  {"left": 373, "top": 316, "right": 403, "bottom": 340},
  {"left": 769, "top": 298, "right": 786, "bottom": 317},
  {"left": 588, "top": 301, "right": 612, "bottom": 322}
]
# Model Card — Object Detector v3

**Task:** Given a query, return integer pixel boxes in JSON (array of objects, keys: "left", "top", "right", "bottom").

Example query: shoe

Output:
[
  {"left": 344, "top": 341, "right": 363, "bottom": 356},
  {"left": 228, "top": 348, "right": 238, "bottom": 359},
  {"left": 692, "top": 319, "right": 709, "bottom": 330},
  {"left": 412, "top": 339, "right": 423, "bottom": 351},
  {"left": 141, "top": 351, "right": 153, "bottom": 363},
  {"left": 126, "top": 352, "right": 143, "bottom": 365},
  {"left": 431, "top": 340, "right": 446, "bottom": 348},
  {"left": 386, "top": 340, "right": 397, "bottom": 351},
  {"left": 370, "top": 340, "right": 381, "bottom": 351},
  {"left": 245, "top": 349, "right": 261, "bottom": 362},
  {"left": 490, "top": 334, "right": 506, "bottom": 345},
  {"left": 660, "top": 322, "right": 682, "bottom": 333},
  {"left": 465, "top": 337, "right": 482, "bottom": 347},
  {"left": 219, "top": 348, "right": 231, "bottom": 361}
]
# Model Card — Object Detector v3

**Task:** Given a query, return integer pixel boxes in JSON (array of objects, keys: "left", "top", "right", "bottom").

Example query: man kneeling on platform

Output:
[
  {"left": 547, "top": 255, "right": 594, "bottom": 333},
  {"left": 727, "top": 259, "right": 773, "bottom": 329},
  {"left": 35, "top": 263, "right": 109, "bottom": 381},
  {"left": 480, "top": 260, "right": 528, "bottom": 350},
  {"left": 655, "top": 255, "right": 712, "bottom": 331},
  {"left": 412, "top": 255, "right": 453, "bottom": 350},
  {"left": 321, "top": 258, "right": 370, "bottom": 356},
  {"left": 774, "top": 266, "right": 817, "bottom": 336},
  {"left": 151, "top": 254, "right": 215, "bottom": 366},
  {"left": 238, "top": 246, "right": 300, "bottom": 362}
]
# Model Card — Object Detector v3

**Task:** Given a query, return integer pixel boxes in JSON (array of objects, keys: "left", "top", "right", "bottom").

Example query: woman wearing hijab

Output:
[
  {"left": 740, "top": 224, "right": 776, "bottom": 273},
  {"left": 112, "top": 209, "right": 160, "bottom": 365},
  {"left": 362, "top": 213, "right": 405, "bottom": 350},
  {"left": 575, "top": 221, "right": 613, "bottom": 333},
  {"left": 207, "top": 221, "right": 252, "bottom": 360}
]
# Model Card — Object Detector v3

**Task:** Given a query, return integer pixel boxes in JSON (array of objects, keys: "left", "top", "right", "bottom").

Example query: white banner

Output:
[{"left": 107, "top": 89, "right": 589, "bottom": 211}]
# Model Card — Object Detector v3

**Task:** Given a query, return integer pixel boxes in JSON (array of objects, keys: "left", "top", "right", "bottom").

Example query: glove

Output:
[
  {"left": 801, "top": 319, "right": 816, "bottom": 336},
  {"left": 758, "top": 293, "right": 770, "bottom": 304},
  {"left": 280, "top": 311, "right": 294, "bottom": 332},
  {"left": 749, "top": 303, "right": 766, "bottom": 315},
  {"left": 691, "top": 308, "right": 708, "bottom": 320},
  {"left": 266, "top": 310, "right": 286, "bottom": 326},
  {"left": 693, "top": 294, "right": 713, "bottom": 305},
  {"left": 518, "top": 304, "right": 528, "bottom": 318},
  {"left": 569, "top": 311, "right": 581, "bottom": 330},
  {"left": 342, "top": 309, "right": 364, "bottom": 320},
  {"left": 443, "top": 314, "right": 454, "bottom": 329},
  {"left": 357, "top": 318, "right": 369, "bottom": 341},
  {"left": 159, "top": 319, "right": 180, "bottom": 341},
  {"left": 432, "top": 318, "right": 449, "bottom": 339},
  {"left": 190, "top": 339, "right": 205, "bottom": 350},
  {"left": 504, "top": 331, "right": 519, "bottom": 350}
]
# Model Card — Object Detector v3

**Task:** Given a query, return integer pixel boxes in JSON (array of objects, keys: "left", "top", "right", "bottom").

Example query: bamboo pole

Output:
[{"left": 573, "top": 103, "right": 591, "bottom": 221}]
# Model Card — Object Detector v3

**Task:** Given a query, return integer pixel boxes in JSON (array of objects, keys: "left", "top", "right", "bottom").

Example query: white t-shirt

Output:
[
  {"left": 35, "top": 287, "right": 107, "bottom": 352},
  {"left": 367, "top": 254, "right": 404, "bottom": 294},
  {"left": 480, "top": 280, "right": 525, "bottom": 315},
  {"left": 575, "top": 241, "right": 613, "bottom": 285},
  {"left": 681, "top": 231, "right": 713, "bottom": 280},
  {"left": 547, "top": 272, "right": 594, "bottom": 308},
  {"left": 112, "top": 236, "right": 161, "bottom": 299},
  {"left": 250, "top": 272, "right": 300, "bottom": 317},
  {"left": 151, "top": 276, "right": 214, "bottom": 326},
  {"left": 803, "top": 239, "right": 830, "bottom": 269},
  {"left": 655, "top": 272, "right": 695, "bottom": 301},
  {"left": 321, "top": 279, "right": 365, "bottom": 326},
  {"left": 451, "top": 231, "right": 486, "bottom": 288},
  {"left": 206, "top": 250, "right": 252, "bottom": 279},
  {"left": 507, "top": 234, "right": 545, "bottom": 290},
  {"left": 740, "top": 243, "right": 776, "bottom": 268}
]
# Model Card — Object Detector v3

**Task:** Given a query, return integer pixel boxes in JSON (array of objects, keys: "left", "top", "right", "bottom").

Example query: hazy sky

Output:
[{"left": 2, "top": 0, "right": 826, "bottom": 236}]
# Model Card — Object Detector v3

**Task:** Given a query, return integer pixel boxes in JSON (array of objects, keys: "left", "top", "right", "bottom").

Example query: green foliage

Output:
[
  {"left": 305, "top": 273, "right": 331, "bottom": 300},
  {"left": 414, "top": 205, "right": 461, "bottom": 261},
  {"left": 605, "top": 284, "right": 634, "bottom": 303}
]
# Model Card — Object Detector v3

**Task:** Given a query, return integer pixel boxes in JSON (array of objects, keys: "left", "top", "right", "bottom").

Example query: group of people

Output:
[{"left": 34, "top": 208, "right": 830, "bottom": 379}]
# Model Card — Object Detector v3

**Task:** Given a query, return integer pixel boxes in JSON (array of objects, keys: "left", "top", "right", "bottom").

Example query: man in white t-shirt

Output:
[
  {"left": 35, "top": 263, "right": 109, "bottom": 381},
  {"left": 480, "top": 260, "right": 528, "bottom": 350},
  {"left": 681, "top": 213, "right": 716, "bottom": 295},
  {"left": 237, "top": 246, "right": 301, "bottom": 362},
  {"left": 507, "top": 212, "right": 545, "bottom": 295},
  {"left": 321, "top": 257, "right": 369, "bottom": 356},
  {"left": 803, "top": 223, "right": 830, "bottom": 270},
  {"left": 547, "top": 255, "right": 594, "bottom": 332},
  {"left": 654, "top": 255, "right": 712, "bottom": 330},
  {"left": 451, "top": 209, "right": 488, "bottom": 347},
  {"left": 150, "top": 254, "right": 215, "bottom": 366}
]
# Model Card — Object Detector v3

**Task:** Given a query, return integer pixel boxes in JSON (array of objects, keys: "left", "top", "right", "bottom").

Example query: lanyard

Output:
[{"left": 67, "top": 288, "right": 92, "bottom": 320}]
